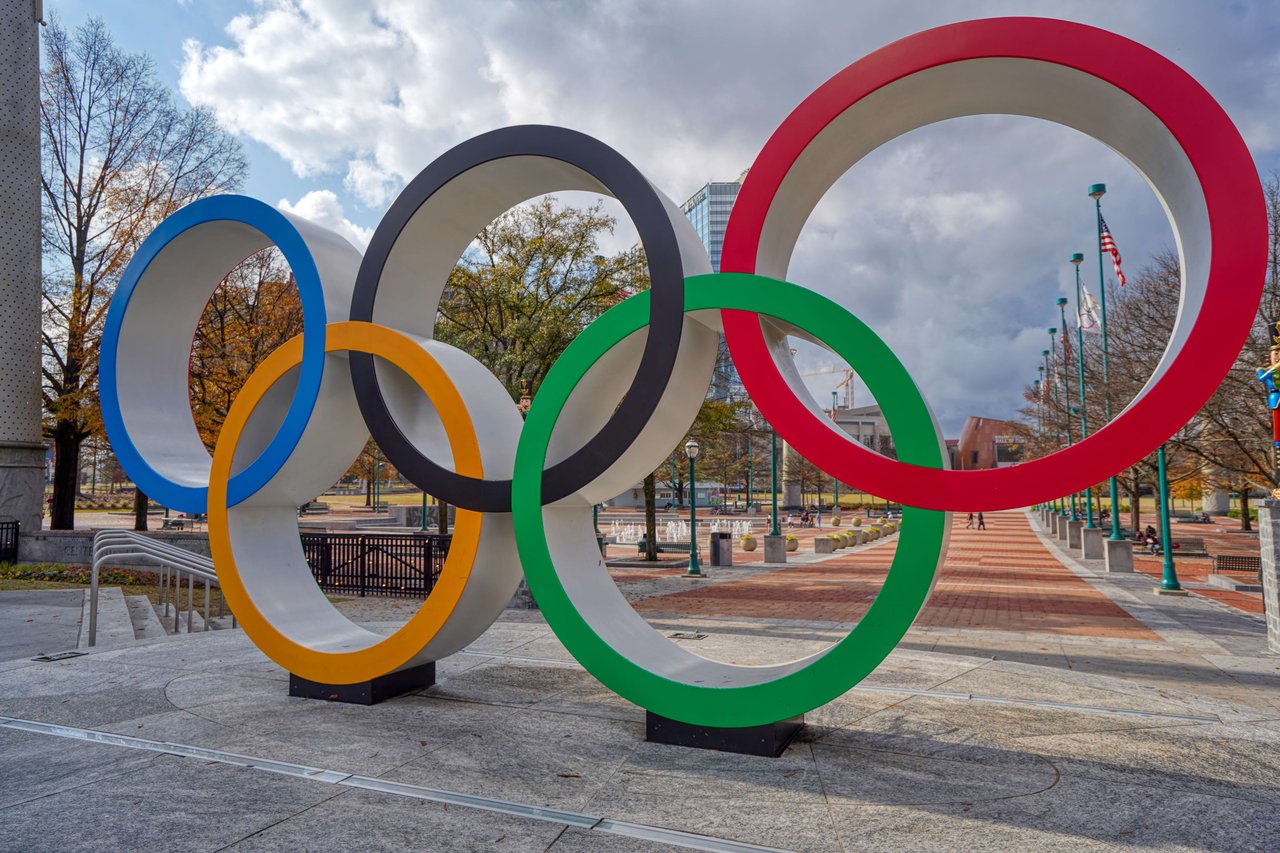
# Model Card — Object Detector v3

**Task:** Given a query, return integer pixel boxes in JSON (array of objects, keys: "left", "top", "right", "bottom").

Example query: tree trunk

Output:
[
  {"left": 437, "top": 497, "right": 449, "bottom": 534},
  {"left": 1127, "top": 472, "right": 1141, "bottom": 536},
  {"left": 643, "top": 473, "right": 657, "bottom": 561},
  {"left": 132, "top": 488, "right": 148, "bottom": 531},
  {"left": 1240, "top": 485, "right": 1253, "bottom": 532},
  {"left": 50, "top": 430, "right": 80, "bottom": 530}
]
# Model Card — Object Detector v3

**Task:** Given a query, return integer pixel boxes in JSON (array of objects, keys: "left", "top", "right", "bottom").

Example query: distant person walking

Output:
[
  {"left": 965, "top": 512, "right": 974, "bottom": 529},
  {"left": 977, "top": 512, "right": 986, "bottom": 530}
]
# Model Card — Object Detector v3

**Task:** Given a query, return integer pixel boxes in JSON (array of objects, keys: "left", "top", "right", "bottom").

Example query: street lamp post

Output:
[
  {"left": 419, "top": 489, "right": 428, "bottom": 532},
  {"left": 1156, "top": 444, "right": 1182, "bottom": 592},
  {"left": 831, "top": 390, "right": 840, "bottom": 516},
  {"left": 1070, "top": 253, "right": 1095, "bottom": 528},
  {"left": 685, "top": 438, "right": 702, "bottom": 577},
  {"left": 770, "top": 429, "right": 780, "bottom": 536},
  {"left": 746, "top": 428, "right": 753, "bottom": 513},
  {"left": 373, "top": 447, "right": 382, "bottom": 513},
  {"left": 1056, "top": 301, "right": 1078, "bottom": 521},
  {"left": 1090, "top": 183, "right": 1123, "bottom": 540},
  {"left": 1047, "top": 328, "right": 1067, "bottom": 517}
]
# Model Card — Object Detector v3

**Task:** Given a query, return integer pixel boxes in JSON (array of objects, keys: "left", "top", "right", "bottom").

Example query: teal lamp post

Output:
[
  {"left": 684, "top": 438, "right": 702, "bottom": 577},
  {"left": 373, "top": 446, "right": 382, "bottom": 513},
  {"left": 1070, "top": 253, "right": 1095, "bottom": 528},
  {"left": 1056, "top": 300, "right": 1078, "bottom": 521},
  {"left": 769, "top": 429, "right": 780, "bottom": 536},
  {"left": 1156, "top": 444, "right": 1182, "bottom": 592},
  {"left": 746, "top": 427, "right": 754, "bottom": 512},
  {"left": 1090, "top": 183, "right": 1123, "bottom": 540},
  {"left": 1047, "top": 328, "right": 1067, "bottom": 517},
  {"left": 419, "top": 489, "right": 428, "bottom": 532},
  {"left": 831, "top": 390, "right": 840, "bottom": 515}
]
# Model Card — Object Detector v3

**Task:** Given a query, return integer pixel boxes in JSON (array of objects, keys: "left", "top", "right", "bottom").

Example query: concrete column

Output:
[
  {"left": 1056, "top": 517, "right": 1069, "bottom": 542},
  {"left": 0, "top": 1, "right": 45, "bottom": 535},
  {"left": 1067, "top": 520, "right": 1082, "bottom": 549},
  {"left": 1203, "top": 473, "right": 1229, "bottom": 515},
  {"left": 1082, "top": 527, "right": 1104, "bottom": 559},
  {"left": 1104, "top": 537, "right": 1133, "bottom": 573},
  {"left": 780, "top": 441, "right": 801, "bottom": 509},
  {"left": 1257, "top": 501, "right": 1280, "bottom": 654},
  {"left": 762, "top": 534, "right": 787, "bottom": 565},
  {"left": 1049, "top": 513, "right": 1058, "bottom": 535}
]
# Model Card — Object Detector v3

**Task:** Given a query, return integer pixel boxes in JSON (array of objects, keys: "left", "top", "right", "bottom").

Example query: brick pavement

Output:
[{"left": 631, "top": 510, "right": 1161, "bottom": 640}]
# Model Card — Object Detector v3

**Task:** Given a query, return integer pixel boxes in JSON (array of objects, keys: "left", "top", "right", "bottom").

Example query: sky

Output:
[{"left": 48, "top": 0, "right": 1280, "bottom": 437}]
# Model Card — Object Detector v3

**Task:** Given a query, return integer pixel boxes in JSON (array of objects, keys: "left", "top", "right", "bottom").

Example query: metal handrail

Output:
[{"left": 89, "top": 530, "right": 232, "bottom": 647}]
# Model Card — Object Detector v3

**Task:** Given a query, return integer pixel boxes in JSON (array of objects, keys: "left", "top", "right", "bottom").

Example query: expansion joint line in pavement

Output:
[{"left": 0, "top": 716, "right": 789, "bottom": 853}]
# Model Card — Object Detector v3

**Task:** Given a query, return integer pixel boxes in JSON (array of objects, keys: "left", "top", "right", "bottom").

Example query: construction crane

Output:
[{"left": 799, "top": 367, "right": 855, "bottom": 409}]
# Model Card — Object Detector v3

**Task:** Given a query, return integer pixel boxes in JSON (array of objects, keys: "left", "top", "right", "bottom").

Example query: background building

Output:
[
  {"left": 955, "top": 416, "right": 1026, "bottom": 469},
  {"left": 679, "top": 176, "right": 743, "bottom": 273},
  {"left": 681, "top": 175, "right": 745, "bottom": 401}
]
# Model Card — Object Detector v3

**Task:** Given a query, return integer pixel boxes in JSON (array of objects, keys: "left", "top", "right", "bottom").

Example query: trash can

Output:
[{"left": 709, "top": 531, "right": 733, "bottom": 567}]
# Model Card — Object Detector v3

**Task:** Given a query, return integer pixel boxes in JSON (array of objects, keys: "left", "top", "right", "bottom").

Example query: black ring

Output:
[{"left": 350, "top": 125, "right": 687, "bottom": 512}]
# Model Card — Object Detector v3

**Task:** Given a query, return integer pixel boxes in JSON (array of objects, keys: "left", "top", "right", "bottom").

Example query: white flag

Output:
[{"left": 1079, "top": 284, "right": 1102, "bottom": 333}]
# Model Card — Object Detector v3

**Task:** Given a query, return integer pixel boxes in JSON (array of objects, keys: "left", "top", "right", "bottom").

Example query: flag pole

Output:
[
  {"left": 1048, "top": 327, "right": 1067, "bottom": 517},
  {"left": 1071, "top": 253, "right": 1095, "bottom": 529},
  {"left": 1090, "top": 183, "right": 1123, "bottom": 539},
  {"left": 1056, "top": 301, "right": 1078, "bottom": 522}
]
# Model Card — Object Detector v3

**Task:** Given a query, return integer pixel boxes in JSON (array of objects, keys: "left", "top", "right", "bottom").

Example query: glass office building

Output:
[{"left": 680, "top": 177, "right": 742, "bottom": 273}]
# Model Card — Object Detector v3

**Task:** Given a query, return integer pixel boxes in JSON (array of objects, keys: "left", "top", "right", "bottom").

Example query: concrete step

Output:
[
  {"left": 125, "top": 594, "right": 169, "bottom": 642},
  {"left": 152, "top": 603, "right": 236, "bottom": 636},
  {"left": 79, "top": 587, "right": 135, "bottom": 649},
  {"left": 1205, "top": 573, "right": 1263, "bottom": 593}
]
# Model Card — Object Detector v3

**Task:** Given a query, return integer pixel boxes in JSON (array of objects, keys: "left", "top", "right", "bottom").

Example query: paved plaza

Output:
[{"left": 1, "top": 510, "right": 1277, "bottom": 851}]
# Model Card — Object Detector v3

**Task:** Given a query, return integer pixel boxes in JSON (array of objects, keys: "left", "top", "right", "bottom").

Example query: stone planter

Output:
[
  {"left": 852, "top": 530, "right": 864, "bottom": 546},
  {"left": 832, "top": 515, "right": 842, "bottom": 527},
  {"left": 814, "top": 537, "right": 835, "bottom": 554},
  {"left": 741, "top": 536, "right": 757, "bottom": 552},
  {"left": 785, "top": 537, "right": 799, "bottom": 552}
]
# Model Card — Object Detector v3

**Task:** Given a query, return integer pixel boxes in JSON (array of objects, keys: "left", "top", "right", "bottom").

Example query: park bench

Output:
[
  {"left": 1131, "top": 536, "right": 1207, "bottom": 556},
  {"left": 301, "top": 502, "right": 331, "bottom": 514}
]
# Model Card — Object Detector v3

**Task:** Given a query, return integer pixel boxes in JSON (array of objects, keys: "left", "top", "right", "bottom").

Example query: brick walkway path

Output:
[{"left": 630, "top": 510, "right": 1161, "bottom": 640}]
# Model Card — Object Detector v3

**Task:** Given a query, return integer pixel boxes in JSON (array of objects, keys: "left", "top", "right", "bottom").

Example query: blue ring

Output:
[{"left": 99, "top": 195, "right": 328, "bottom": 513}]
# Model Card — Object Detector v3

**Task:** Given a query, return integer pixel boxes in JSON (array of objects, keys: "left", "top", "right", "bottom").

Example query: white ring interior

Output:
[
  {"left": 752, "top": 58, "right": 1206, "bottom": 433},
  {"left": 115, "top": 212, "right": 361, "bottom": 490}
]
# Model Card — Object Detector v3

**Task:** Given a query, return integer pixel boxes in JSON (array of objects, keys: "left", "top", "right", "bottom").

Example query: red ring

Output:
[{"left": 722, "top": 17, "right": 1266, "bottom": 511}]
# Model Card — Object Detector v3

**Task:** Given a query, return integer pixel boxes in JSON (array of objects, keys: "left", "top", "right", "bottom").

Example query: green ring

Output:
[{"left": 513, "top": 272, "right": 949, "bottom": 727}]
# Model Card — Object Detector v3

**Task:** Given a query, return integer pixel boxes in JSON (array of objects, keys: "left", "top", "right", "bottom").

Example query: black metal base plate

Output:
[
  {"left": 289, "top": 662, "right": 435, "bottom": 705},
  {"left": 645, "top": 711, "right": 804, "bottom": 757}
]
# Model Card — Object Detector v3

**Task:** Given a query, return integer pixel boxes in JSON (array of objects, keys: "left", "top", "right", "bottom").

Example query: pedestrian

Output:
[
  {"left": 977, "top": 512, "right": 986, "bottom": 530},
  {"left": 965, "top": 512, "right": 974, "bottom": 528}
]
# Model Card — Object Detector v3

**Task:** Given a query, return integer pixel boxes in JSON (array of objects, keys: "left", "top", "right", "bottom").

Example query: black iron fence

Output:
[
  {"left": 0, "top": 520, "right": 17, "bottom": 563},
  {"left": 300, "top": 532, "right": 449, "bottom": 598}
]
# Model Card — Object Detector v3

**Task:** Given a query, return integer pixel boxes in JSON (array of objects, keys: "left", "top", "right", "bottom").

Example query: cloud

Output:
[
  {"left": 277, "top": 190, "right": 373, "bottom": 249},
  {"left": 180, "top": 0, "right": 1280, "bottom": 434}
]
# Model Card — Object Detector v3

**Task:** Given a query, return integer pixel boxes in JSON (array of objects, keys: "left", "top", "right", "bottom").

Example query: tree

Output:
[
  {"left": 435, "top": 197, "right": 648, "bottom": 398},
  {"left": 188, "top": 250, "right": 302, "bottom": 449},
  {"left": 40, "top": 17, "right": 245, "bottom": 528}
]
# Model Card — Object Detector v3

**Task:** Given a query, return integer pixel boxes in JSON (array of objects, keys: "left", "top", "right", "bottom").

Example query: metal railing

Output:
[
  {"left": 300, "top": 532, "right": 448, "bottom": 597},
  {"left": 89, "top": 530, "right": 232, "bottom": 647},
  {"left": 0, "top": 519, "right": 17, "bottom": 563}
]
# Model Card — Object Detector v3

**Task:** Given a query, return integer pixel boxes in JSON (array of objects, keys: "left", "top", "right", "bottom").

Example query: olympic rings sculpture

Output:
[{"left": 99, "top": 19, "right": 1264, "bottom": 728}]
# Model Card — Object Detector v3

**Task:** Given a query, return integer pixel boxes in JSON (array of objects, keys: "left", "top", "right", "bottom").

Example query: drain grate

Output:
[
  {"left": 31, "top": 651, "right": 87, "bottom": 662},
  {"left": 669, "top": 631, "right": 708, "bottom": 640}
]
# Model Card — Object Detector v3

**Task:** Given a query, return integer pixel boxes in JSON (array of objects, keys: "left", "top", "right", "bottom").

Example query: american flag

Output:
[{"left": 1099, "top": 215, "right": 1126, "bottom": 287}]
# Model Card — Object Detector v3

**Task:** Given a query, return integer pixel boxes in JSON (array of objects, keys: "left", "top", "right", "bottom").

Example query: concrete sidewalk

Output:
[{"left": 2, "top": 604, "right": 1278, "bottom": 851}]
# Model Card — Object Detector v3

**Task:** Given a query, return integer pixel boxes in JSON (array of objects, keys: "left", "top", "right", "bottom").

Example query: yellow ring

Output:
[{"left": 208, "top": 320, "right": 484, "bottom": 683}]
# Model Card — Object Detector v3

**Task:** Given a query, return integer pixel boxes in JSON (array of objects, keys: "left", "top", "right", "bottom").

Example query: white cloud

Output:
[
  {"left": 179, "top": 0, "right": 1280, "bottom": 433},
  {"left": 277, "top": 190, "right": 373, "bottom": 249}
]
